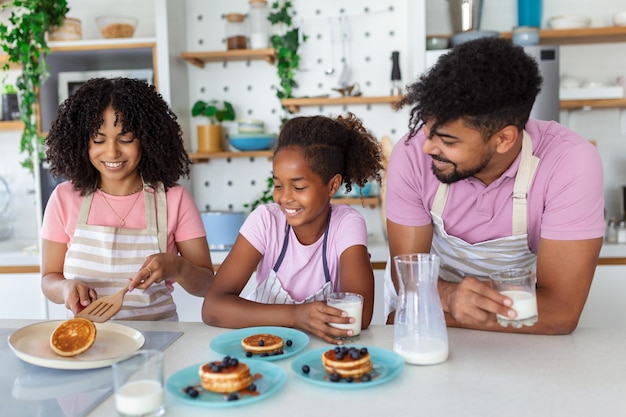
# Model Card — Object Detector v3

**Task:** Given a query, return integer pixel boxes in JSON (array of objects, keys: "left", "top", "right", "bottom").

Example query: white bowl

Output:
[
  {"left": 614, "top": 11, "right": 626, "bottom": 26},
  {"left": 547, "top": 15, "right": 591, "bottom": 30}
]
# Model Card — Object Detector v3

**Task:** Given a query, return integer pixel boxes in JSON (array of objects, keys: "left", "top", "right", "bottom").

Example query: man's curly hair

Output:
[
  {"left": 275, "top": 113, "right": 383, "bottom": 194},
  {"left": 399, "top": 37, "right": 543, "bottom": 140},
  {"left": 45, "top": 77, "right": 190, "bottom": 195}
]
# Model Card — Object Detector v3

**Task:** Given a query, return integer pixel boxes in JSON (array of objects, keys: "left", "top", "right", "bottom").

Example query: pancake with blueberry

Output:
[
  {"left": 322, "top": 346, "right": 372, "bottom": 379},
  {"left": 241, "top": 333, "right": 284, "bottom": 356},
  {"left": 199, "top": 357, "right": 254, "bottom": 393},
  {"left": 49, "top": 318, "right": 97, "bottom": 357}
]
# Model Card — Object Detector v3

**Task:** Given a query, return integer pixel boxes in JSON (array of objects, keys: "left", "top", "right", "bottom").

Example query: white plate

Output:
[{"left": 8, "top": 320, "right": 145, "bottom": 370}]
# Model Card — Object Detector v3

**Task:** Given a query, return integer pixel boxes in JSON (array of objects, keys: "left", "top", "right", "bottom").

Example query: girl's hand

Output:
[{"left": 294, "top": 301, "right": 356, "bottom": 344}]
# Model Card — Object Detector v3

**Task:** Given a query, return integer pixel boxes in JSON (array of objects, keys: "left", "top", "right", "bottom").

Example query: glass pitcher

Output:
[{"left": 393, "top": 253, "right": 448, "bottom": 365}]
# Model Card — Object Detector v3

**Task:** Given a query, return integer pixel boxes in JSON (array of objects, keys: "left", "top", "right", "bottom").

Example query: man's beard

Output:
[{"left": 430, "top": 151, "right": 493, "bottom": 184}]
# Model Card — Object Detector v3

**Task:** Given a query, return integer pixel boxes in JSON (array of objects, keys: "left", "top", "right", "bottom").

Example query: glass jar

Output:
[
  {"left": 225, "top": 13, "right": 247, "bottom": 50},
  {"left": 248, "top": 0, "right": 270, "bottom": 49},
  {"left": 606, "top": 218, "right": 618, "bottom": 243}
]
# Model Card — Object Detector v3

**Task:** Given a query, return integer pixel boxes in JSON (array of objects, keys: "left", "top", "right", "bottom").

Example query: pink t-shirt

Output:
[
  {"left": 240, "top": 203, "right": 368, "bottom": 301},
  {"left": 41, "top": 182, "right": 206, "bottom": 253},
  {"left": 386, "top": 119, "right": 605, "bottom": 253}
]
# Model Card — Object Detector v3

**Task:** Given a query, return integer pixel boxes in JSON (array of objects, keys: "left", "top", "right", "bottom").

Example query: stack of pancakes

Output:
[
  {"left": 321, "top": 346, "right": 373, "bottom": 379},
  {"left": 49, "top": 318, "right": 97, "bottom": 357},
  {"left": 241, "top": 333, "right": 284, "bottom": 356},
  {"left": 199, "top": 358, "right": 254, "bottom": 393}
]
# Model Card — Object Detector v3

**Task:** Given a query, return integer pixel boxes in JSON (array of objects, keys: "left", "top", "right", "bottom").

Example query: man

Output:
[{"left": 384, "top": 37, "right": 604, "bottom": 334}]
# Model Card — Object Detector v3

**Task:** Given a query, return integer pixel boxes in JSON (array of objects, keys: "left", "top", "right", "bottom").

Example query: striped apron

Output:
[
  {"left": 64, "top": 182, "right": 177, "bottom": 321},
  {"left": 385, "top": 131, "right": 539, "bottom": 315},
  {"left": 245, "top": 210, "right": 334, "bottom": 304}
]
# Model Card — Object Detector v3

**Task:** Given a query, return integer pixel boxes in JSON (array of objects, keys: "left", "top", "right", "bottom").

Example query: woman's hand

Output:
[
  {"left": 62, "top": 280, "right": 97, "bottom": 315},
  {"left": 293, "top": 301, "right": 356, "bottom": 345},
  {"left": 129, "top": 253, "right": 180, "bottom": 291}
]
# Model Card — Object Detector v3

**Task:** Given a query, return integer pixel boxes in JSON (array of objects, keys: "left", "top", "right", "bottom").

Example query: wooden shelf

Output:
[
  {"left": 188, "top": 150, "right": 273, "bottom": 163},
  {"left": 280, "top": 95, "right": 402, "bottom": 113},
  {"left": 500, "top": 26, "right": 626, "bottom": 45},
  {"left": 560, "top": 98, "right": 626, "bottom": 109},
  {"left": 332, "top": 197, "right": 380, "bottom": 209},
  {"left": 0, "top": 120, "right": 24, "bottom": 131},
  {"left": 48, "top": 38, "right": 157, "bottom": 52},
  {"left": 180, "top": 48, "right": 276, "bottom": 68}
]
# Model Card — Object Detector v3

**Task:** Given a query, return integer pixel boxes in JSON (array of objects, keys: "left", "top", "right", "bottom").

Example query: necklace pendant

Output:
[{"left": 120, "top": 219, "right": 125, "bottom": 227}]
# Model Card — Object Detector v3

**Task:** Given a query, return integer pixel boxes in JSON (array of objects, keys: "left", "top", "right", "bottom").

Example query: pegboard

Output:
[{"left": 184, "top": 0, "right": 424, "bottom": 228}]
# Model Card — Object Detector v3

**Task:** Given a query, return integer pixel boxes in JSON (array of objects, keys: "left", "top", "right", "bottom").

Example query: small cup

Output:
[
  {"left": 489, "top": 268, "right": 538, "bottom": 328},
  {"left": 327, "top": 292, "right": 363, "bottom": 336},
  {"left": 112, "top": 350, "right": 165, "bottom": 417}
]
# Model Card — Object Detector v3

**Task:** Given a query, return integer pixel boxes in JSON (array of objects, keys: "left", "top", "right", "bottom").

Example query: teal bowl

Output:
[{"left": 228, "top": 133, "right": 276, "bottom": 151}]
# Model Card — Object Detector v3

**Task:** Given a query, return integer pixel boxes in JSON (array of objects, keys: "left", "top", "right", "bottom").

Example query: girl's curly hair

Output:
[
  {"left": 275, "top": 113, "right": 383, "bottom": 194},
  {"left": 398, "top": 37, "right": 543, "bottom": 141},
  {"left": 45, "top": 77, "right": 190, "bottom": 195}
]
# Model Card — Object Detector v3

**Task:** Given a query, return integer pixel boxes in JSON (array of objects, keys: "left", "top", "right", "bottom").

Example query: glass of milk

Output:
[
  {"left": 489, "top": 268, "right": 538, "bottom": 328},
  {"left": 112, "top": 349, "right": 165, "bottom": 417},
  {"left": 327, "top": 292, "right": 363, "bottom": 336}
]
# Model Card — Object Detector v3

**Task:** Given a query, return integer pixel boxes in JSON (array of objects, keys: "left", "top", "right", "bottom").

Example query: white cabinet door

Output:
[
  {"left": 0, "top": 273, "right": 47, "bottom": 319},
  {"left": 579, "top": 265, "right": 626, "bottom": 328}
]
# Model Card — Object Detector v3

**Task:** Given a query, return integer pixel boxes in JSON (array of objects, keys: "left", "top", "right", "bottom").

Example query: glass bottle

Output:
[
  {"left": 617, "top": 220, "right": 626, "bottom": 244},
  {"left": 606, "top": 218, "right": 618, "bottom": 244},
  {"left": 248, "top": 0, "right": 269, "bottom": 49},
  {"left": 225, "top": 13, "right": 247, "bottom": 50}
]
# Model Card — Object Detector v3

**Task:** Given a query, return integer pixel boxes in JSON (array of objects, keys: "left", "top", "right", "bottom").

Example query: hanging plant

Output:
[
  {"left": 0, "top": 0, "right": 69, "bottom": 172},
  {"left": 268, "top": 1, "right": 305, "bottom": 110}
]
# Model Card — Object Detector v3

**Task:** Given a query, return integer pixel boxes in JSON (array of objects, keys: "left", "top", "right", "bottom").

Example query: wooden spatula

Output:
[{"left": 75, "top": 283, "right": 130, "bottom": 323}]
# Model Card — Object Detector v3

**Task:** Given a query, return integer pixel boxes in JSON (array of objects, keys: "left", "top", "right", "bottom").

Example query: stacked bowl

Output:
[{"left": 229, "top": 119, "right": 276, "bottom": 151}]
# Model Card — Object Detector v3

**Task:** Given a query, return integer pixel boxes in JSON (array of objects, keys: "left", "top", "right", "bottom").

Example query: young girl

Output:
[
  {"left": 202, "top": 113, "right": 383, "bottom": 343},
  {"left": 41, "top": 77, "right": 214, "bottom": 321}
]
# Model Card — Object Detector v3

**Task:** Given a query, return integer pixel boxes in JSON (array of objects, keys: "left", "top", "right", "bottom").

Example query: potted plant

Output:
[
  {"left": 191, "top": 99, "right": 236, "bottom": 152},
  {"left": 0, "top": 0, "right": 69, "bottom": 172}
]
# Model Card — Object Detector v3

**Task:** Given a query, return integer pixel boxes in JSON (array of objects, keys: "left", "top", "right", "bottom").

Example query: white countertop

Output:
[{"left": 3, "top": 319, "right": 625, "bottom": 417}]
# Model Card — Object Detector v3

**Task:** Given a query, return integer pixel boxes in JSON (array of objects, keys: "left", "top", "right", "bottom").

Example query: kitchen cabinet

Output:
[{"left": 0, "top": 273, "right": 48, "bottom": 319}]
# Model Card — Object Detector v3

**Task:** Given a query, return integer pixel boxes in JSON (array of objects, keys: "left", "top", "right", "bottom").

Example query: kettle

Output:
[{"left": 393, "top": 253, "right": 448, "bottom": 365}]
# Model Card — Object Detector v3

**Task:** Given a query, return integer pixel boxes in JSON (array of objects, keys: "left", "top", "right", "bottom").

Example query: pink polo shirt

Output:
[
  {"left": 41, "top": 182, "right": 206, "bottom": 254},
  {"left": 386, "top": 119, "right": 605, "bottom": 253}
]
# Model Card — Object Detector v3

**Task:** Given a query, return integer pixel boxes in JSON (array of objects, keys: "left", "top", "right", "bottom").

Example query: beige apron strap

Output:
[
  {"left": 152, "top": 182, "right": 168, "bottom": 253},
  {"left": 77, "top": 192, "right": 94, "bottom": 225},
  {"left": 431, "top": 182, "right": 450, "bottom": 218},
  {"left": 512, "top": 131, "right": 540, "bottom": 236}
]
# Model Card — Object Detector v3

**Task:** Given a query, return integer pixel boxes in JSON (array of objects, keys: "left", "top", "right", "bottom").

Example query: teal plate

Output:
[
  {"left": 291, "top": 346, "right": 404, "bottom": 389},
  {"left": 210, "top": 326, "right": 309, "bottom": 361},
  {"left": 166, "top": 359, "right": 286, "bottom": 408}
]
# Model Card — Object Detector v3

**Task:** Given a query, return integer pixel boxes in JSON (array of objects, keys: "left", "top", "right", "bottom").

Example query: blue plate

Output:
[
  {"left": 166, "top": 359, "right": 286, "bottom": 408},
  {"left": 291, "top": 346, "right": 404, "bottom": 389},
  {"left": 228, "top": 134, "right": 276, "bottom": 151},
  {"left": 210, "top": 326, "right": 309, "bottom": 361}
]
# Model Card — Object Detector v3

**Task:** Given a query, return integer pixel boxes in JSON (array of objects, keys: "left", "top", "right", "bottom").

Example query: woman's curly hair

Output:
[
  {"left": 45, "top": 77, "right": 190, "bottom": 195},
  {"left": 398, "top": 37, "right": 543, "bottom": 140},
  {"left": 275, "top": 113, "right": 383, "bottom": 194}
]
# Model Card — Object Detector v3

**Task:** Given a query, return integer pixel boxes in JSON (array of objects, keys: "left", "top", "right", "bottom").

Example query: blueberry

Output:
[
  {"left": 229, "top": 358, "right": 239, "bottom": 367},
  {"left": 361, "top": 373, "right": 372, "bottom": 382},
  {"left": 329, "top": 373, "right": 341, "bottom": 382},
  {"left": 302, "top": 364, "right": 310, "bottom": 374},
  {"left": 245, "top": 351, "right": 253, "bottom": 357},
  {"left": 260, "top": 352, "right": 269, "bottom": 357},
  {"left": 286, "top": 339, "right": 293, "bottom": 346},
  {"left": 211, "top": 364, "right": 222, "bottom": 372},
  {"left": 360, "top": 347, "right": 368, "bottom": 355},
  {"left": 187, "top": 388, "right": 199, "bottom": 398},
  {"left": 258, "top": 339, "right": 265, "bottom": 346},
  {"left": 226, "top": 393, "right": 239, "bottom": 401},
  {"left": 346, "top": 376, "right": 354, "bottom": 383},
  {"left": 248, "top": 383, "right": 257, "bottom": 391},
  {"left": 350, "top": 350, "right": 360, "bottom": 359}
]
